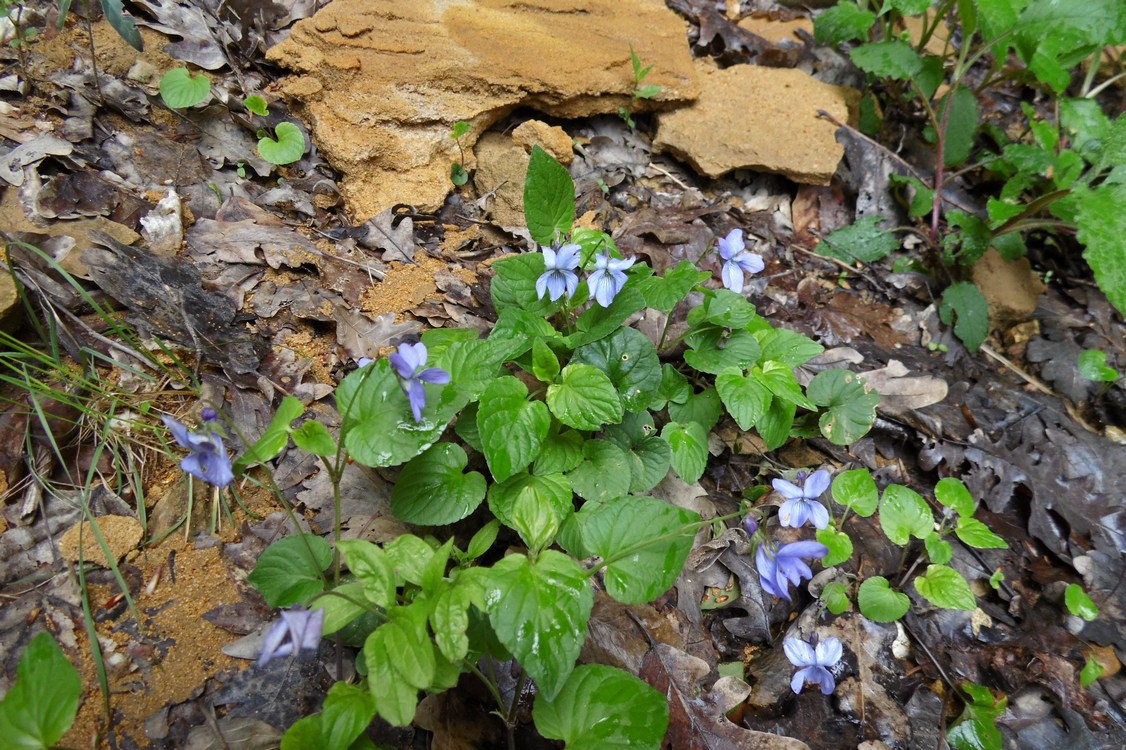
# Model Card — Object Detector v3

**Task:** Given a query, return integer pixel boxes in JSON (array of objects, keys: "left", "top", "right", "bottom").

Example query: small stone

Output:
[
  {"left": 58, "top": 515, "right": 144, "bottom": 567},
  {"left": 512, "top": 120, "right": 573, "bottom": 165},
  {"left": 971, "top": 247, "right": 1045, "bottom": 330},
  {"left": 473, "top": 133, "right": 529, "bottom": 229},
  {"left": 654, "top": 59, "right": 857, "bottom": 185}
]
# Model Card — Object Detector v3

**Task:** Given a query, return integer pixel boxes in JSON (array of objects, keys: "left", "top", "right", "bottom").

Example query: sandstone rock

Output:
[
  {"left": 737, "top": 15, "right": 814, "bottom": 45},
  {"left": 58, "top": 514, "right": 144, "bottom": 567},
  {"left": 473, "top": 132, "right": 530, "bottom": 229},
  {"left": 653, "top": 59, "right": 857, "bottom": 185},
  {"left": 972, "top": 247, "right": 1045, "bottom": 330},
  {"left": 267, "top": 0, "right": 697, "bottom": 220},
  {"left": 512, "top": 120, "right": 573, "bottom": 166}
]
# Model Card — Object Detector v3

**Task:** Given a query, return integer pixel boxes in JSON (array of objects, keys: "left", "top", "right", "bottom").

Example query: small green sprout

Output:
[
  {"left": 244, "top": 95, "right": 269, "bottom": 117},
  {"left": 618, "top": 45, "right": 661, "bottom": 129},
  {"left": 450, "top": 120, "right": 470, "bottom": 186}
]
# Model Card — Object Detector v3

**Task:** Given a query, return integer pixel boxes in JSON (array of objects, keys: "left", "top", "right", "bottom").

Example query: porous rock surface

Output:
[
  {"left": 267, "top": 0, "right": 698, "bottom": 220},
  {"left": 653, "top": 59, "right": 857, "bottom": 185}
]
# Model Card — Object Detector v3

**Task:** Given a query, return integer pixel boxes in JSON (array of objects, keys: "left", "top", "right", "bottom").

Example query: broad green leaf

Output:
[
  {"left": 100, "top": 0, "right": 143, "bottom": 51},
  {"left": 935, "top": 86, "right": 980, "bottom": 167},
  {"left": 857, "top": 576, "right": 910, "bottom": 622},
  {"left": 486, "top": 551, "right": 594, "bottom": 700},
  {"left": 637, "top": 261, "right": 710, "bottom": 313},
  {"left": 364, "top": 623, "right": 425, "bottom": 725},
  {"left": 1065, "top": 583, "right": 1099, "bottom": 621},
  {"left": 754, "top": 361, "right": 816, "bottom": 410},
  {"left": 290, "top": 420, "right": 336, "bottom": 457},
  {"left": 819, "top": 216, "right": 898, "bottom": 263},
  {"left": 465, "top": 518, "right": 501, "bottom": 561},
  {"left": 547, "top": 364, "right": 624, "bottom": 430},
  {"left": 935, "top": 477, "right": 976, "bottom": 517},
  {"left": 337, "top": 540, "right": 396, "bottom": 607},
  {"left": 822, "top": 581, "right": 852, "bottom": 614},
  {"left": 534, "top": 428, "right": 585, "bottom": 475},
  {"left": 814, "top": 1, "right": 877, "bottom": 44},
  {"left": 687, "top": 289, "right": 757, "bottom": 328},
  {"left": 661, "top": 421, "right": 708, "bottom": 484},
  {"left": 879, "top": 484, "right": 934, "bottom": 545},
  {"left": 817, "top": 527, "right": 854, "bottom": 567},
  {"left": 887, "top": 0, "right": 934, "bottom": 15},
  {"left": 0, "top": 632, "right": 82, "bottom": 749},
  {"left": 925, "top": 532, "right": 954, "bottom": 565},
  {"left": 667, "top": 387, "right": 723, "bottom": 433},
  {"left": 235, "top": 395, "right": 303, "bottom": 470},
  {"left": 570, "top": 227, "right": 617, "bottom": 263},
  {"left": 383, "top": 534, "right": 444, "bottom": 588},
  {"left": 1078, "top": 349, "right": 1119, "bottom": 382},
  {"left": 478, "top": 376, "right": 550, "bottom": 482},
  {"left": 580, "top": 495, "right": 698, "bottom": 603},
  {"left": 1076, "top": 183, "right": 1126, "bottom": 319},
  {"left": 430, "top": 585, "right": 473, "bottom": 662},
  {"left": 624, "top": 435, "right": 672, "bottom": 493},
  {"left": 1080, "top": 657, "right": 1104, "bottom": 687},
  {"left": 391, "top": 443, "right": 486, "bottom": 525},
  {"left": 159, "top": 68, "right": 211, "bottom": 108},
  {"left": 716, "top": 368, "right": 770, "bottom": 431},
  {"left": 572, "top": 327, "right": 661, "bottom": 412},
  {"left": 652, "top": 364, "right": 691, "bottom": 409},
  {"left": 336, "top": 359, "right": 454, "bottom": 467},
  {"left": 807, "top": 369, "right": 879, "bottom": 445},
  {"left": 258, "top": 121, "right": 306, "bottom": 165},
  {"left": 756, "top": 397, "right": 796, "bottom": 451},
  {"left": 436, "top": 337, "right": 507, "bottom": 402},
  {"left": 244, "top": 94, "right": 269, "bottom": 116},
  {"left": 490, "top": 253, "right": 557, "bottom": 318},
  {"left": 451, "top": 120, "right": 470, "bottom": 139},
  {"left": 248, "top": 534, "right": 332, "bottom": 607},
  {"left": 755, "top": 327, "right": 825, "bottom": 367},
  {"left": 850, "top": 39, "right": 924, "bottom": 79},
  {"left": 939, "top": 282, "right": 990, "bottom": 353},
  {"left": 947, "top": 682, "right": 1005, "bottom": 750},
  {"left": 955, "top": 518, "right": 1008, "bottom": 549},
  {"left": 282, "top": 682, "right": 376, "bottom": 750},
  {"left": 534, "top": 665, "right": 669, "bottom": 750},
  {"left": 831, "top": 469, "right": 878, "bottom": 517},
  {"left": 915, "top": 564, "right": 976, "bottom": 610},
  {"left": 943, "top": 211, "right": 992, "bottom": 265},
  {"left": 532, "top": 338, "right": 561, "bottom": 383},
  {"left": 524, "top": 145, "right": 575, "bottom": 245},
  {"left": 683, "top": 327, "right": 763, "bottom": 375},
  {"left": 567, "top": 440, "right": 631, "bottom": 502},
  {"left": 566, "top": 286, "right": 647, "bottom": 348},
  {"left": 314, "top": 582, "right": 368, "bottom": 637},
  {"left": 890, "top": 174, "right": 936, "bottom": 218},
  {"left": 488, "top": 472, "right": 572, "bottom": 551}
]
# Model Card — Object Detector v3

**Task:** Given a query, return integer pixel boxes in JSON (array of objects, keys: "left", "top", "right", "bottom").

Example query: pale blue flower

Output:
[
  {"left": 774, "top": 469, "right": 832, "bottom": 529},
  {"left": 784, "top": 634, "right": 843, "bottom": 694},
  {"left": 162, "top": 415, "right": 234, "bottom": 488},
  {"left": 389, "top": 342, "right": 450, "bottom": 422},
  {"left": 756, "top": 540, "right": 829, "bottom": 601},
  {"left": 258, "top": 607, "right": 324, "bottom": 667},
  {"left": 717, "top": 228, "right": 764, "bottom": 293},
  {"left": 535, "top": 243, "right": 581, "bottom": 301},
  {"left": 587, "top": 252, "right": 635, "bottom": 307}
]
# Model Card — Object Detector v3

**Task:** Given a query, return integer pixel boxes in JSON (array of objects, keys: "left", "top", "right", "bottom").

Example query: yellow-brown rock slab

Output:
[
  {"left": 473, "top": 132, "right": 531, "bottom": 228},
  {"left": 267, "top": 0, "right": 698, "bottom": 220},
  {"left": 654, "top": 60, "right": 856, "bottom": 184},
  {"left": 971, "top": 247, "right": 1046, "bottom": 330},
  {"left": 512, "top": 120, "right": 574, "bottom": 165},
  {"left": 58, "top": 515, "right": 144, "bottom": 567},
  {"left": 737, "top": 15, "right": 814, "bottom": 45}
]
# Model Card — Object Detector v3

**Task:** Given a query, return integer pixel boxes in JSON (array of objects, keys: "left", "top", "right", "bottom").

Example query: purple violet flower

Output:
[
  {"left": 755, "top": 540, "right": 829, "bottom": 601},
  {"left": 784, "top": 634, "right": 843, "bottom": 695},
  {"left": 162, "top": 415, "right": 234, "bottom": 489},
  {"left": 535, "top": 243, "right": 581, "bottom": 302},
  {"left": 389, "top": 342, "right": 451, "bottom": 422},
  {"left": 587, "top": 252, "right": 636, "bottom": 307},
  {"left": 258, "top": 607, "right": 325, "bottom": 667},
  {"left": 774, "top": 469, "right": 832, "bottom": 529},
  {"left": 716, "top": 228, "right": 764, "bottom": 294}
]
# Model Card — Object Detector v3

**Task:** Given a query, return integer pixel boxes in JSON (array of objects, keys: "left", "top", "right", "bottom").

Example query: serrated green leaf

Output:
[
  {"left": 925, "top": 532, "right": 954, "bottom": 565},
  {"left": 490, "top": 253, "right": 558, "bottom": 318},
  {"left": 313, "top": 582, "right": 367, "bottom": 637},
  {"left": 244, "top": 95, "right": 269, "bottom": 116},
  {"left": 390, "top": 443, "right": 486, "bottom": 525},
  {"left": 248, "top": 535, "right": 332, "bottom": 607},
  {"left": 653, "top": 364, "right": 691, "bottom": 409},
  {"left": 850, "top": 39, "right": 924, "bottom": 79},
  {"left": 235, "top": 395, "right": 303, "bottom": 470},
  {"left": 661, "top": 421, "right": 708, "bottom": 484},
  {"left": 290, "top": 420, "right": 336, "bottom": 456},
  {"left": 822, "top": 581, "right": 852, "bottom": 614},
  {"left": 488, "top": 472, "right": 572, "bottom": 551},
  {"left": 637, "top": 260, "right": 710, "bottom": 313},
  {"left": 915, "top": 564, "right": 976, "bottom": 610},
  {"left": 755, "top": 327, "right": 825, "bottom": 367},
  {"left": 465, "top": 519, "right": 501, "bottom": 561},
  {"left": 754, "top": 361, "right": 816, "bottom": 410},
  {"left": 667, "top": 387, "right": 723, "bottom": 432},
  {"left": 547, "top": 364, "right": 624, "bottom": 430},
  {"left": 534, "top": 664, "right": 669, "bottom": 750},
  {"left": 534, "top": 428, "right": 585, "bottom": 475},
  {"left": 258, "top": 121, "right": 306, "bottom": 165},
  {"left": 1065, "top": 583, "right": 1099, "bottom": 621},
  {"left": 566, "top": 286, "right": 647, "bottom": 348},
  {"left": 531, "top": 338, "right": 561, "bottom": 383},
  {"left": 159, "top": 67, "right": 211, "bottom": 109},
  {"left": 857, "top": 576, "right": 910, "bottom": 622},
  {"left": 879, "top": 484, "right": 933, "bottom": 545},
  {"left": 820, "top": 216, "right": 899, "bottom": 263},
  {"left": 815, "top": 1, "right": 877, "bottom": 44},
  {"left": 572, "top": 327, "right": 661, "bottom": 412},
  {"left": 688, "top": 289, "right": 758, "bottom": 328},
  {"left": 817, "top": 527, "right": 854, "bottom": 567},
  {"left": 891, "top": 174, "right": 937, "bottom": 218},
  {"left": 935, "top": 477, "right": 976, "bottom": 517},
  {"left": 1076, "top": 183, "right": 1126, "bottom": 319},
  {"left": 383, "top": 535, "right": 444, "bottom": 588},
  {"left": 756, "top": 397, "right": 796, "bottom": 451},
  {"left": 524, "top": 146, "right": 575, "bottom": 245},
  {"left": 282, "top": 682, "right": 376, "bottom": 750},
  {"left": 624, "top": 435, "right": 672, "bottom": 493},
  {"left": 955, "top": 517, "right": 1008, "bottom": 549},
  {"left": 336, "top": 540, "right": 396, "bottom": 609},
  {"left": 831, "top": 469, "right": 878, "bottom": 517},
  {"left": 430, "top": 585, "right": 472, "bottom": 662},
  {"left": 807, "top": 369, "right": 879, "bottom": 445},
  {"left": 486, "top": 551, "right": 593, "bottom": 700},
  {"left": 935, "top": 86, "right": 980, "bottom": 167},
  {"left": 939, "top": 282, "right": 990, "bottom": 353},
  {"left": 0, "top": 632, "right": 82, "bottom": 749},
  {"left": 477, "top": 376, "right": 550, "bottom": 482},
  {"left": 716, "top": 368, "right": 771, "bottom": 431},
  {"left": 567, "top": 440, "right": 631, "bottom": 503},
  {"left": 943, "top": 211, "right": 992, "bottom": 265},
  {"left": 683, "top": 327, "right": 763, "bottom": 375},
  {"left": 579, "top": 495, "right": 698, "bottom": 604}
]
